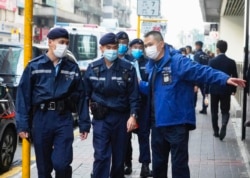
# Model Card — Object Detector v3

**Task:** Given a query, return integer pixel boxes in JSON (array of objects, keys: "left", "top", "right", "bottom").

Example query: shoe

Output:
[
  {"left": 199, "top": 110, "right": 207, "bottom": 114},
  {"left": 90, "top": 173, "right": 93, "bottom": 178},
  {"left": 245, "top": 120, "right": 250, "bottom": 127},
  {"left": 124, "top": 165, "right": 132, "bottom": 175},
  {"left": 140, "top": 163, "right": 153, "bottom": 177},
  {"left": 213, "top": 132, "right": 219, "bottom": 137},
  {"left": 220, "top": 125, "right": 227, "bottom": 140}
]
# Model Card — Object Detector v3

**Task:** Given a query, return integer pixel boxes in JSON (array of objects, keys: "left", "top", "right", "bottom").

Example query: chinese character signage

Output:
[{"left": 0, "top": 0, "right": 17, "bottom": 11}]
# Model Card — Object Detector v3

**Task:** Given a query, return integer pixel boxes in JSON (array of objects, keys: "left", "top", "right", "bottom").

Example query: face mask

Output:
[
  {"left": 131, "top": 49, "right": 143, "bottom": 59},
  {"left": 53, "top": 44, "right": 68, "bottom": 58},
  {"left": 103, "top": 50, "right": 118, "bottom": 62},
  {"left": 118, "top": 44, "right": 128, "bottom": 55},
  {"left": 145, "top": 45, "right": 160, "bottom": 60}
]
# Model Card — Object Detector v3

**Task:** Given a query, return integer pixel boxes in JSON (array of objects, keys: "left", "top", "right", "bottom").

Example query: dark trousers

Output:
[
  {"left": 32, "top": 110, "right": 74, "bottom": 178},
  {"left": 194, "top": 84, "right": 207, "bottom": 111},
  {"left": 92, "top": 111, "right": 129, "bottom": 178},
  {"left": 151, "top": 125, "right": 190, "bottom": 178},
  {"left": 125, "top": 104, "right": 151, "bottom": 166},
  {"left": 210, "top": 94, "right": 231, "bottom": 134}
]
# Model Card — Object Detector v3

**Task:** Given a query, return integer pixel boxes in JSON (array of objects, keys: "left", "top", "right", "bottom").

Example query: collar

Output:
[{"left": 100, "top": 57, "right": 120, "bottom": 71}]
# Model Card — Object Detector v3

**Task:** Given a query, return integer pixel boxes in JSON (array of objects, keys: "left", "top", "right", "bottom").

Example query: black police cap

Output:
[
  {"left": 99, "top": 32, "right": 118, "bottom": 45},
  {"left": 129, "top": 38, "right": 144, "bottom": 47},
  {"left": 47, "top": 27, "right": 69, "bottom": 39},
  {"left": 116, "top": 31, "right": 129, "bottom": 41}
]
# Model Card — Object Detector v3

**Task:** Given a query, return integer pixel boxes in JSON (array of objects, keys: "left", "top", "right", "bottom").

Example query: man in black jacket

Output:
[{"left": 208, "top": 40, "right": 238, "bottom": 140}]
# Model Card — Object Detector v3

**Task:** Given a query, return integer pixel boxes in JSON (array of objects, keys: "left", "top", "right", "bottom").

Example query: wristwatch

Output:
[{"left": 130, "top": 113, "right": 138, "bottom": 119}]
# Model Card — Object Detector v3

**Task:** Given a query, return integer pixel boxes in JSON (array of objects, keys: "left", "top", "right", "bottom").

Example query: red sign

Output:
[{"left": 0, "top": 0, "right": 17, "bottom": 11}]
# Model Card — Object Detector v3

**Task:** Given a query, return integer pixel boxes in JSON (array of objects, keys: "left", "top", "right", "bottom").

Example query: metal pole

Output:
[
  {"left": 242, "top": 0, "right": 249, "bottom": 140},
  {"left": 137, "top": 16, "right": 141, "bottom": 38},
  {"left": 54, "top": 0, "right": 57, "bottom": 25},
  {"left": 23, "top": 0, "right": 33, "bottom": 177}
]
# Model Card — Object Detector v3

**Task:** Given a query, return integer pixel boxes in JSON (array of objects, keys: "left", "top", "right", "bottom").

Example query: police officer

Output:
[
  {"left": 124, "top": 38, "right": 152, "bottom": 177},
  {"left": 140, "top": 31, "right": 245, "bottom": 178},
  {"left": 84, "top": 32, "right": 140, "bottom": 178},
  {"left": 116, "top": 31, "right": 133, "bottom": 61},
  {"left": 16, "top": 27, "right": 90, "bottom": 178}
]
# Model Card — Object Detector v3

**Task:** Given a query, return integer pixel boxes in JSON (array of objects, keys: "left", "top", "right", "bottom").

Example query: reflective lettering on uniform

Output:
[
  {"left": 90, "top": 76, "right": 106, "bottom": 81},
  {"left": 111, "top": 77, "right": 123, "bottom": 80},
  {"left": 140, "top": 66, "right": 146, "bottom": 70},
  {"left": 61, "top": 70, "right": 79, "bottom": 77},
  {"left": 32, "top": 69, "right": 52, "bottom": 75}
]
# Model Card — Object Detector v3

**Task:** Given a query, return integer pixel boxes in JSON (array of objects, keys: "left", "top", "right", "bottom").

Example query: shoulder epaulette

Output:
[
  {"left": 119, "top": 59, "right": 133, "bottom": 70},
  {"left": 90, "top": 58, "right": 103, "bottom": 68},
  {"left": 29, "top": 54, "right": 44, "bottom": 63}
]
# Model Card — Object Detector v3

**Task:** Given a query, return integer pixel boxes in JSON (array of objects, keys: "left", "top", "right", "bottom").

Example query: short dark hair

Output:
[
  {"left": 186, "top": 45, "right": 192, "bottom": 52},
  {"left": 144, "top": 31, "right": 163, "bottom": 42},
  {"left": 195, "top": 41, "right": 203, "bottom": 48},
  {"left": 216, "top": 40, "right": 227, "bottom": 53}
]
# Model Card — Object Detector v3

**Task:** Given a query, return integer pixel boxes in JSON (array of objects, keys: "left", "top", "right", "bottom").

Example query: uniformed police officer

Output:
[
  {"left": 116, "top": 31, "right": 133, "bottom": 61},
  {"left": 84, "top": 32, "right": 140, "bottom": 178},
  {"left": 16, "top": 27, "right": 90, "bottom": 178},
  {"left": 124, "top": 38, "right": 152, "bottom": 177}
]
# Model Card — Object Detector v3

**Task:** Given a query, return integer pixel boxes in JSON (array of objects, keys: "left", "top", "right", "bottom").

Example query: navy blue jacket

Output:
[
  {"left": 84, "top": 57, "right": 140, "bottom": 116},
  {"left": 140, "top": 45, "right": 230, "bottom": 129},
  {"left": 208, "top": 53, "right": 238, "bottom": 95},
  {"left": 16, "top": 54, "right": 91, "bottom": 133}
]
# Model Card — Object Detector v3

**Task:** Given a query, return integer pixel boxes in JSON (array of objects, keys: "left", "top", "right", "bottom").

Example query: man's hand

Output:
[
  {"left": 127, "top": 116, "right": 138, "bottom": 132},
  {"left": 227, "top": 78, "right": 246, "bottom": 88},
  {"left": 18, "top": 132, "right": 29, "bottom": 139},
  {"left": 80, "top": 132, "right": 88, "bottom": 140}
]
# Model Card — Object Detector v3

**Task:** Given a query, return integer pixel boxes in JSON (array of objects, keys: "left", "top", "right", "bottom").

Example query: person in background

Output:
[
  {"left": 140, "top": 31, "right": 245, "bottom": 178},
  {"left": 83, "top": 32, "right": 140, "bottom": 178},
  {"left": 124, "top": 38, "right": 152, "bottom": 177},
  {"left": 179, "top": 47, "right": 187, "bottom": 56},
  {"left": 194, "top": 41, "right": 210, "bottom": 114},
  {"left": 208, "top": 40, "right": 238, "bottom": 140},
  {"left": 16, "top": 27, "right": 90, "bottom": 178},
  {"left": 116, "top": 31, "right": 132, "bottom": 61},
  {"left": 186, "top": 45, "right": 194, "bottom": 60}
]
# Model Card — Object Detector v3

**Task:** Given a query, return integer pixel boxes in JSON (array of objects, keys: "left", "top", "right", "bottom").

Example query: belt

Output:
[{"left": 36, "top": 100, "right": 64, "bottom": 111}]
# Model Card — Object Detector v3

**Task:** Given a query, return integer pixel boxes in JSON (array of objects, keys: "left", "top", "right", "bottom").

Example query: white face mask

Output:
[
  {"left": 145, "top": 45, "right": 160, "bottom": 60},
  {"left": 53, "top": 44, "right": 68, "bottom": 58}
]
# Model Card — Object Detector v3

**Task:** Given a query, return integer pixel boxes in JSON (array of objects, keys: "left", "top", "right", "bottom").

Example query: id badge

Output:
[{"left": 162, "top": 71, "right": 171, "bottom": 85}]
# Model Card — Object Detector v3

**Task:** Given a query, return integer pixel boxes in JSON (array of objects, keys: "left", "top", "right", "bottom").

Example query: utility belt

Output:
[
  {"left": 90, "top": 102, "right": 109, "bottom": 120},
  {"left": 34, "top": 99, "right": 77, "bottom": 114}
]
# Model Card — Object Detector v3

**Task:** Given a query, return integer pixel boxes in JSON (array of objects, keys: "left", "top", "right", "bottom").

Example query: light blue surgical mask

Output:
[
  {"left": 103, "top": 50, "right": 118, "bottom": 62},
  {"left": 131, "top": 49, "right": 143, "bottom": 59},
  {"left": 118, "top": 44, "right": 128, "bottom": 55}
]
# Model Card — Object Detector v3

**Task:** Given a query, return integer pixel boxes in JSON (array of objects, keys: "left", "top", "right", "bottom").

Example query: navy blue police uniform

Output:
[
  {"left": 124, "top": 39, "right": 152, "bottom": 176},
  {"left": 16, "top": 28, "right": 90, "bottom": 178},
  {"left": 84, "top": 33, "right": 140, "bottom": 178}
]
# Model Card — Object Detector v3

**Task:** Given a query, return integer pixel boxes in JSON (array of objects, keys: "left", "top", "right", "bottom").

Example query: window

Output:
[{"left": 18, "top": 7, "right": 24, "bottom": 16}]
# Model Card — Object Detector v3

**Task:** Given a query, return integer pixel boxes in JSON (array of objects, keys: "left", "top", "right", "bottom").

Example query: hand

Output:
[
  {"left": 127, "top": 116, "right": 137, "bottom": 132},
  {"left": 18, "top": 132, "right": 29, "bottom": 139},
  {"left": 194, "top": 86, "right": 199, "bottom": 93},
  {"left": 80, "top": 132, "right": 88, "bottom": 140},
  {"left": 227, "top": 78, "right": 246, "bottom": 88},
  {"left": 232, "top": 92, "right": 235, "bottom": 96}
]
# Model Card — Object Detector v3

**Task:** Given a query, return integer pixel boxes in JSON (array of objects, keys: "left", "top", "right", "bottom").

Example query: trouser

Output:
[
  {"left": 125, "top": 104, "right": 151, "bottom": 165},
  {"left": 210, "top": 94, "right": 231, "bottom": 134},
  {"left": 32, "top": 110, "right": 74, "bottom": 178},
  {"left": 92, "top": 111, "right": 129, "bottom": 178},
  {"left": 151, "top": 124, "right": 190, "bottom": 178},
  {"left": 199, "top": 84, "right": 208, "bottom": 111}
]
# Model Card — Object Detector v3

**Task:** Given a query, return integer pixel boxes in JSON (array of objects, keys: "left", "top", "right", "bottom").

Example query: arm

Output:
[
  {"left": 16, "top": 65, "right": 33, "bottom": 138},
  {"left": 139, "top": 80, "right": 150, "bottom": 95}
]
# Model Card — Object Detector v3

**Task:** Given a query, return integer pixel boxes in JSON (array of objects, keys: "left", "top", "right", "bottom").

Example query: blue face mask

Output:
[
  {"left": 131, "top": 49, "right": 143, "bottom": 59},
  {"left": 118, "top": 44, "right": 128, "bottom": 55},
  {"left": 103, "top": 50, "right": 118, "bottom": 62}
]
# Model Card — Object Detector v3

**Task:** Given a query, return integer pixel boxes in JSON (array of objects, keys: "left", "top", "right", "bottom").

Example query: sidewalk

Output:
[{"left": 11, "top": 94, "right": 250, "bottom": 178}]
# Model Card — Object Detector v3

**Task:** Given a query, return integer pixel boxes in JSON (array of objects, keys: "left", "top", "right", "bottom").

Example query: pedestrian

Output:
[
  {"left": 124, "top": 38, "right": 152, "bottom": 177},
  {"left": 16, "top": 27, "right": 91, "bottom": 178},
  {"left": 83, "top": 32, "right": 140, "bottom": 178},
  {"left": 140, "top": 31, "right": 245, "bottom": 178},
  {"left": 179, "top": 47, "right": 187, "bottom": 56},
  {"left": 186, "top": 45, "right": 194, "bottom": 60},
  {"left": 194, "top": 41, "right": 210, "bottom": 114},
  {"left": 208, "top": 40, "right": 238, "bottom": 140}
]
